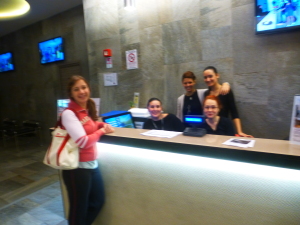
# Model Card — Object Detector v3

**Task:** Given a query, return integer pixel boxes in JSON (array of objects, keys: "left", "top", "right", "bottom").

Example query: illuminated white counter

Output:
[
  {"left": 100, "top": 128, "right": 300, "bottom": 170},
  {"left": 64, "top": 128, "right": 300, "bottom": 224}
]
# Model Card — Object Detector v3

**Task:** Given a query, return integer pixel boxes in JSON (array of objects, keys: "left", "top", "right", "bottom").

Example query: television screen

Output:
[
  {"left": 255, "top": 0, "right": 300, "bottom": 34},
  {"left": 39, "top": 37, "right": 65, "bottom": 64},
  {"left": 0, "top": 52, "right": 14, "bottom": 72}
]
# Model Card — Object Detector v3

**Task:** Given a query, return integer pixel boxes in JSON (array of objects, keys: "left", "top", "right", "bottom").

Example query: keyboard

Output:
[{"left": 183, "top": 127, "right": 206, "bottom": 137}]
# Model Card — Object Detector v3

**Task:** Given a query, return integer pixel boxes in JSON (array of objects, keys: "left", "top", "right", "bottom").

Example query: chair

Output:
[{"left": 2, "top": 119, "right": 42, "bottom": 149}]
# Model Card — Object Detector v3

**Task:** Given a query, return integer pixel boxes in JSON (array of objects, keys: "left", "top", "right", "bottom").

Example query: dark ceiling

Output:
[{"left": 0, "top": 0, "right": 83, "bottom": 37}]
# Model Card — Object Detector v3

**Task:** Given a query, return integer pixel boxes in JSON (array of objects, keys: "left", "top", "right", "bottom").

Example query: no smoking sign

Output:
[{"left": 126, "top": 49, "right": 138, "bottom": 70}]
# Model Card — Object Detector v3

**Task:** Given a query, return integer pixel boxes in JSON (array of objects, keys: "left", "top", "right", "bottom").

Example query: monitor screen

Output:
[
  {"left": 0, "top": 52, "right": 15, "bottom": 72},
  {"left": 184, "top": 115, "right": 205, "bottom": 127},
  {"left": 57, "top": 98, "right": 100, "bottom": 119},
  {"left": 255, "top": 0, "right": 300, "bottom": 34},
  {"left": 102, "top": 112, "right": 136, "bottom": 128},
  {"left": 39, "top": 37, "right": 65, "bottom": 64}
]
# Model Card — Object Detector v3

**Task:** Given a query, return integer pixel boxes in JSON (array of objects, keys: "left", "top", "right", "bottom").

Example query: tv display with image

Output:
[
  {"left": 255, "top": 0, "right": 300, "bottom": 34},
  {"left": 39, "top": 37, "right": 65, "bottom": 64},
  {"left": 0, "top": 52, "right": 15, "bottom": 72}
]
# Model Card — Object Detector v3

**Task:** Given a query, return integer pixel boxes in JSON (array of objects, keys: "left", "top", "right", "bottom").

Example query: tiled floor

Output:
[{"left": 0, "top": 136, "right": 67, "bottom": 225}]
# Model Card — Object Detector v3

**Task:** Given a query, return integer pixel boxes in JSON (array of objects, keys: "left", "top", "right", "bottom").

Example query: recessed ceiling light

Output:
[{"left": 0, "top": 0, "right": 30, "bottom": 18}]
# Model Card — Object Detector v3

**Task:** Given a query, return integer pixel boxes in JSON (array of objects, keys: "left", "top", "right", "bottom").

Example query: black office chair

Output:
[{"left": 2, "top": 119, "right": 42, "bottom": 150}]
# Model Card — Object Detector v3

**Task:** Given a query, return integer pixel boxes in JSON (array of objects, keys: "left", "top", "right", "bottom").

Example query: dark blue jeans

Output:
[{"left": 62, "top": 167, "right": 105, "bottom": 225}]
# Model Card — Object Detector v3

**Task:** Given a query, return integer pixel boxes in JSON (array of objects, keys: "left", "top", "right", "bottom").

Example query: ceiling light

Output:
[{"left": 0, "top": 0, "right": 30, "bottom": 18}]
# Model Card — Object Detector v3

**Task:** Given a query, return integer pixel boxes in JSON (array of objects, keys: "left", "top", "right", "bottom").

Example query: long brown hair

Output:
[{"left": 67, "top": 75, "right": 98, "bottom": 121}]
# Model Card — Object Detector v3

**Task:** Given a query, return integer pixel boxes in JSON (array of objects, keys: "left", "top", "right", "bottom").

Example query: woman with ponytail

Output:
[{"left": 61, "top": 75, "right": 114, "bottom": 225}]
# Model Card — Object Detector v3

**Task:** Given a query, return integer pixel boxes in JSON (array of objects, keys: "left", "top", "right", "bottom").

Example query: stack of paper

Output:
[
  {"left": 222, "top": 138, "right": 255, "bottom": 148},
  {"left": 140, "top": 130, "right": 182, "bottom": 138}
]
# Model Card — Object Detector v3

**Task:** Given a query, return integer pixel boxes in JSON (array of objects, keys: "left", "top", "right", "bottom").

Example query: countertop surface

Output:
[{"left": 103, "top": 128, "right": 300, "bottom": 157}]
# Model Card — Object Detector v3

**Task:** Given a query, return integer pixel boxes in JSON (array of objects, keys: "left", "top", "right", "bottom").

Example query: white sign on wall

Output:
[
  {"left": 103, "top": 73, "right": 118, "bottom": 86},
  {"left": 126, "top": 49, "right": 138, "bottom": 70},
  {"left": 289, "top": 94, "right": 300, "bottom": 145}
]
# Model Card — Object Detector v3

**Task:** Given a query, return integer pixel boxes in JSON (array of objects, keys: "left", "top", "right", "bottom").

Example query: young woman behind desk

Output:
[
  {"left": 203, "top": 66, "right": 253, "bottom": 137},
  {"left": 202, "top": 95, "right": 235, "bottom": 136},
  {"left": 143, "top": 98, "right": 185, "bottom": 132},
  {"left": 177, "top": 71, "right": 230, "bottom": 124}
]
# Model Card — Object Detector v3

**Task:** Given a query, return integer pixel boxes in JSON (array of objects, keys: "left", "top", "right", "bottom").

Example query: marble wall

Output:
[
  {"left": 83, "top": 0, "right": 300, "bottom": 139},
  {"left": 0, "top": 6, "right": 89, "bottom": 141}
]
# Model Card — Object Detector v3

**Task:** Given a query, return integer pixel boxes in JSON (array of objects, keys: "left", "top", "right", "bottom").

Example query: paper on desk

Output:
[
  {"left": 140, "top": 130, "right": 182, "bottom": 138},
  {"left": 222, "top": 138, "right": 255, "bottom": 148}
]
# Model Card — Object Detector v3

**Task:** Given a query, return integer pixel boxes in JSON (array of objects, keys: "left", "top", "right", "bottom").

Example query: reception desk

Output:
[{"left": 62, "top": 128, "right": 300, "bottom": 225}]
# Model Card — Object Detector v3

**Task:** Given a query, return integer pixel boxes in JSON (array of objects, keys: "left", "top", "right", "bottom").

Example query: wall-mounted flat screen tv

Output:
[
  {"left": 0, "top": 52, "right": 15, "bottom": 72},
  {"left": 39, "top": 37, "right": 65, "bottom": 64},
  {"left": 255, "top": 0, "right": 300, "bottom": 34}
]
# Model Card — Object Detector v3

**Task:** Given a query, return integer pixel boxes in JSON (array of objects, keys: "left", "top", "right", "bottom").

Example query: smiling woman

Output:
[
  {"left": 0, "top": 0, "right": 30, "bottom": 18},
  {"left": 143, "top": 98, "right": 185, "bottom": 132}
]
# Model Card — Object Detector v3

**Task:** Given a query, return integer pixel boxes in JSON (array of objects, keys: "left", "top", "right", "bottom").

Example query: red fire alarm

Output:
[{"left": 103, "top": 49, "right": 112, "bottom": 57}]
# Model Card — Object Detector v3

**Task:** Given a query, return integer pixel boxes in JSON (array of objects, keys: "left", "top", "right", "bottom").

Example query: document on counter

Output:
[
  {"left": 222, "top": 138, "right": 255, "bottom": 148},
  {"left": 140, "top": 130, "right": 182, "bottom": 138}
]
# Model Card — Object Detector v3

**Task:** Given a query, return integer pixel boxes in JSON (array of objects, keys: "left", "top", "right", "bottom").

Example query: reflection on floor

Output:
[{"left": 0, "top": 136, "right": 67, "bottom": 225}]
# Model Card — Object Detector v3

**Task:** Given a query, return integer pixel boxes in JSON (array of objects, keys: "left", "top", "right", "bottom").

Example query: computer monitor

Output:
[
  {"left": 183, "top": 115, "right": 206, "bottom": 137},
  {"left": 57, "top": 98, "right": 100, "bottom": 119},
  {"left": 184, "top": 115, "right": 205, "bottom": 127},
  {"left": 102, "top": 112, "right": 136, "bottom": 128}
]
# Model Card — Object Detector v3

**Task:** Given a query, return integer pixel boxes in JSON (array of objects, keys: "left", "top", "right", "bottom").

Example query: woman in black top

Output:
[
  {"left": 202, "top": 95, "right": 235, "bottom": 136},
  {"left": 143, "top": 98, "right": 185, "bottom": 132},
  {"left": 203, "top": 66, "right": 253, "bottom": 137}
]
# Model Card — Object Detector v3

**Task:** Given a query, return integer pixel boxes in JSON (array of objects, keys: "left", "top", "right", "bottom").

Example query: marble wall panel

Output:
[
  {"left": 232, "top": 0, "right": 253, "bottom": 8},
  {"left": 119, "top": 72, "right": 144, "bottom": 105},
  {"left": 84, "top": 1, "right": 119, "bottom": 42},
  {"left": 233, "top": 72, "right": 269, "bottom": 105},
  {"left": 139, "top": 25, "right": 163, "bottom": 80},
  {"left": 236, "top": 103, "right": 269, "bottom": 138},
  {"left": 141, "top": 77, "right": 165, "bottom": 109},
  {"left": 162, "top": 18, "right": 202, "bottom": 65},
  {"left": 172, "top": 0, "right": 200, "bottom": 21},
  {"left": 83, "top": 0, "right": 102, "bottom": 10},
  {"left": 200, "top": 0, "right": 231, "bottom": 30},
  {"left": 157, "top": 0, "right": 173, "bottom": 24},
  {"left": 201, "top": 26, "right": 233, "bottom": 61},
  {"left": 119, "top": 6, "right": 140, "bottom": 45},
  {"left": 136, "top": 0, "right": 159, "bottom": 29},
  {"left": 266, "top": 51, "right": 300, "bottom": 139},
  {"left": 232, "top": 3, "right": 268, "bottom": 75},
  {"left": 87, "top": 36, "right": 122, "bottom": 74},
  {"left": 262, "top": 31, "right": 300, "bottom": 55}
]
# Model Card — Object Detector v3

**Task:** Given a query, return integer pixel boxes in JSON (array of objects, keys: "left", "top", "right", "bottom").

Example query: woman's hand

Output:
[
  {"left": 100, "top": 124, "right": 114, "bottom": 134},
  {"left": 219, "top": 82, "right": 230, "bottom": 95},
  {"left": 237, "top": 132, "right": 254, "bottom": 138}
]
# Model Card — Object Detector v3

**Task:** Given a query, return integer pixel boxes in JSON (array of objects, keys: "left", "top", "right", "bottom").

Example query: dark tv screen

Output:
[
  {"left": 39, "top": 37, "right": 65, "bottom": 64},
  {"left": 255, "top": 0, "right": 300, "bottom": 34},
  {"left": 0, "top": 52, "right": 14, "bottom": 72}
]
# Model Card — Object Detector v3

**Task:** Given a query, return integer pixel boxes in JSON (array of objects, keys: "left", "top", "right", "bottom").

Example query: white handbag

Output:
[{"left": 43, "top": 108, "right": 79, "bottom": 170}]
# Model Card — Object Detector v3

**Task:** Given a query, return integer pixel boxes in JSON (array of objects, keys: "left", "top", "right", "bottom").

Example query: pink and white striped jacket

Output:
[{"left": 61, "top": 100, "right": 105, "bottom": 162}]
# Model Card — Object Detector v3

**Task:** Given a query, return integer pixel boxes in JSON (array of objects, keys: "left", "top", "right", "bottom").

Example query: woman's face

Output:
[
  {"left": 71, "top": 79, "right": 90, "bottom": 107},
  {"left": 182, "top": 78, "right": 196, "bottom": 93},
  {"left": 204, "top": 99, "right": 220, "bottom": 119},
  {"left": 203, "top": 69, "right": 219, "bottom": 87},
  {"left": 147, "top": 100, "right": 162, "bottom": 120}
]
